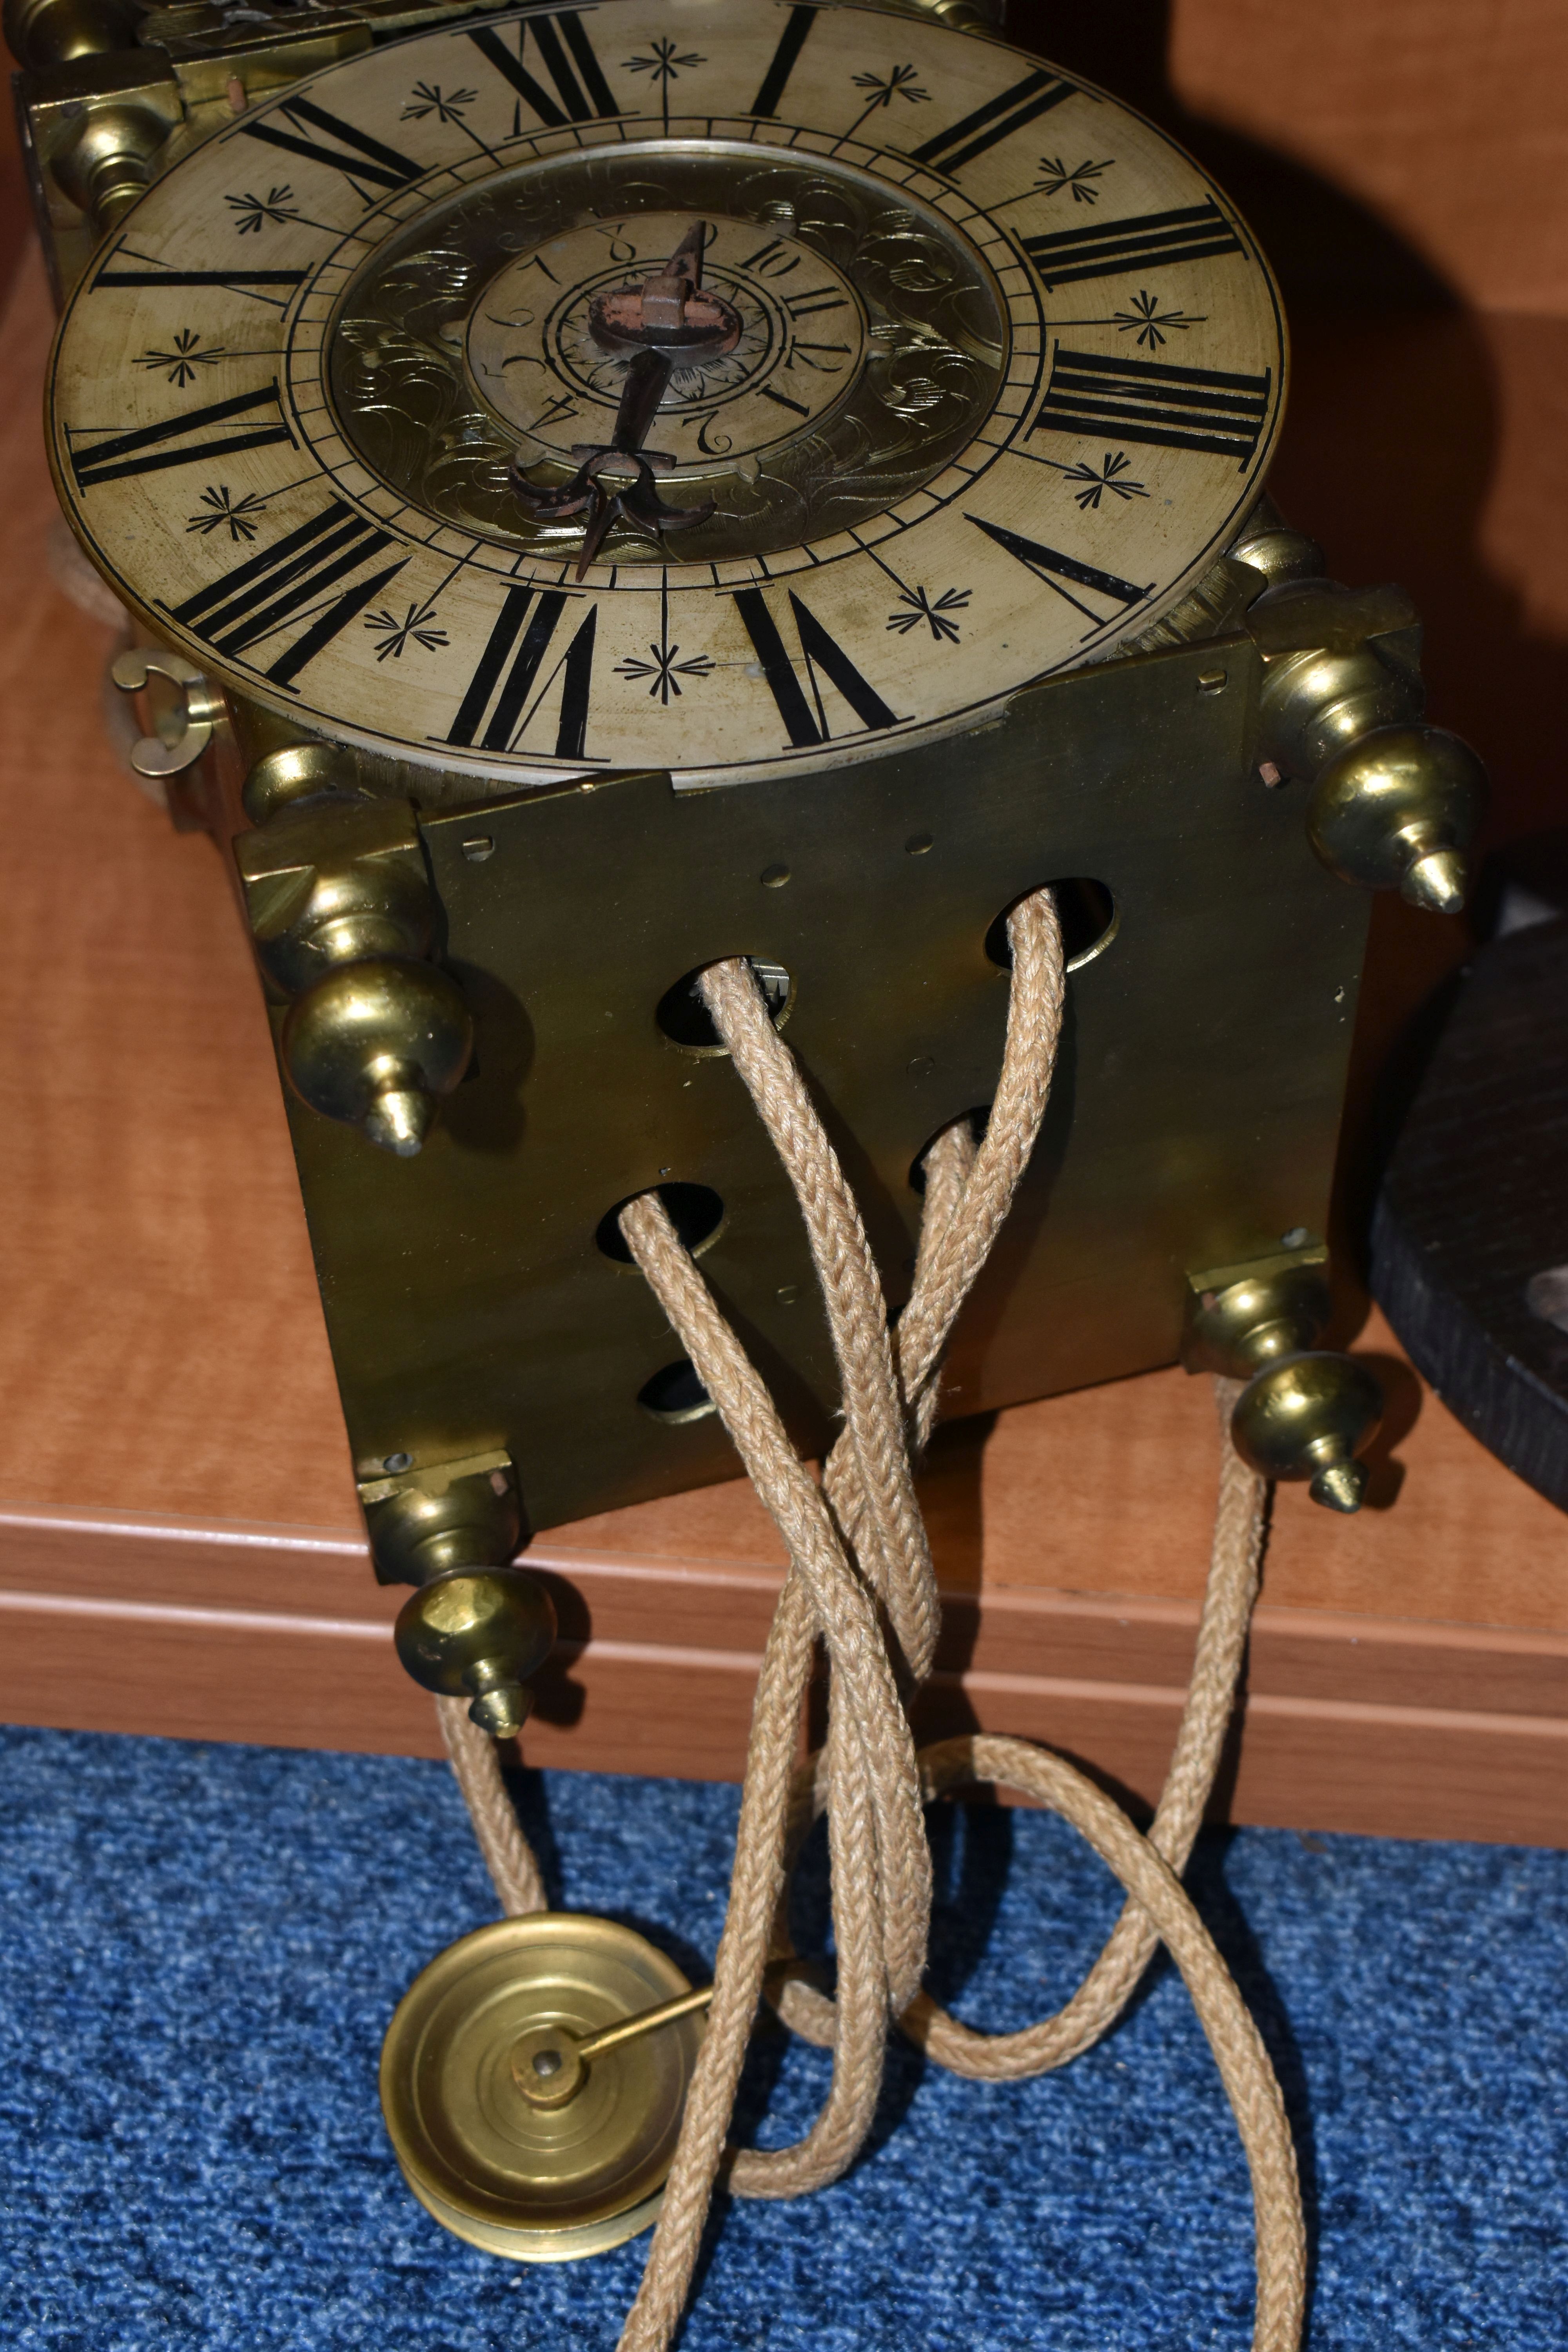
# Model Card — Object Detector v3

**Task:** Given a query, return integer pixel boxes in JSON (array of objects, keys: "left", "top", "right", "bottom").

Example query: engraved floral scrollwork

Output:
[{"left": 322, "top": 148, "right": 1007, "bottom": 566}]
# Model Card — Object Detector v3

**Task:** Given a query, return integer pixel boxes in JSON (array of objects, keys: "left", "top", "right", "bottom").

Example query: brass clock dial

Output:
[{"left": 47, "top": 0, "right": 1286, "bottom": 789}]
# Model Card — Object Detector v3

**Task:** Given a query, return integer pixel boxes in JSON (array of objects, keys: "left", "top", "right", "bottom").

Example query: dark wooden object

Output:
[{"left": 1373, "top": 922, "right": 1568, "bottom": 1510}]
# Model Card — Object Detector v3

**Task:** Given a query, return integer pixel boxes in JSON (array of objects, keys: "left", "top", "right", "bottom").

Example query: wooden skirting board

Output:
[{"left": 3, "top": 1481, "right": 1566, "bottom": 1849}]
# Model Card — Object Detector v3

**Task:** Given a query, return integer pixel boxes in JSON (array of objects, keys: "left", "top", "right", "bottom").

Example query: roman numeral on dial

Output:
[
  {"left": 446, "top": 586, "right": 596, "bottom": 758},
  {"left": 1023, "top": 200, "right": 1242, "bottom": 289},
  {"left": 735, "top": 588, "right": 900, "bottom": 748},
  {"left": 1033, "top": 348, "right": 1272, "bottom": 462},
  {"left": 243, "top": 97, "right": 419, "bottom": 198},
  {"left": 68, "top": 382, "right": 295, "bottom": 490},
  {"left": 750, "top": 4, "right": 817, "bottom": 117},
  {"left": 92, "top": 246, "right": 307, "bottom": 301},
  {"left": 468, "top": 13, "right": 618, "bottom": 128},
  {"left": 166, "top": 501, "right": 407, "bottom": 689},
  {"left": 967, "top": 515, "right": 1150, "bottom": 628},
  {"left": 909, "top": 68, "right": 1077, "bottom": 176}
]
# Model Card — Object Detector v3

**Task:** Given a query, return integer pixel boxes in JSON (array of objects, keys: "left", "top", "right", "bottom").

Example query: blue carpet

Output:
[{"left": 0, "top": 1724, "right": 1564, "bottom": 2349}]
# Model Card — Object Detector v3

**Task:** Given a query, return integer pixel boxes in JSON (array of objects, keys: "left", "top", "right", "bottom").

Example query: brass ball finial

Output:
[
  {"left": 1229, "top": 1351, "right": 1383, "bottom": 1511},
  {"left": 280, "top": 960, "right": 472, "bottom": 1156},
  {"left": 1307, "top": 724, "right": 1488, "bottom": 912},
  {"left": 394, "top": 1569, "right": 558, "bottom": 1735}
]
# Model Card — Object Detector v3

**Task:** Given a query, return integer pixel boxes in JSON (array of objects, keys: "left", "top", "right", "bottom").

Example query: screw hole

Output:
[
  {"left": 1197, "top": 669, "right": 1228, "bottom": 696},
  {"left": 761, "top": 863, "right": 791, "bottom": 888},
  {"left": 905, "top": 831, "right": 933, "bottom": 856},
  {"left": 985, "top": 879, "right": 1118, "bottom": 973},
  {"left": 637, "top": 1357, "right": 717, "bottom": 1424},
  {"left": 655, "top": 958, "right": 793, "bottom": 1055},
  {"left": 596, "top": 1181, "right": 726, "bottom": 1266}
]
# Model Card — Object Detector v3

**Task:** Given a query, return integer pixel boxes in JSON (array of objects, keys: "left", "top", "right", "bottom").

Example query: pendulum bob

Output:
[{"left": 379, "top": 1915, "right": 705, "bottom": 2261}]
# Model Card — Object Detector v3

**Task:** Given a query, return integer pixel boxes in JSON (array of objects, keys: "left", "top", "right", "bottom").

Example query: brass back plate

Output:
[
  {"left": 379, "top": 1912, "right": 702, "bottom": 2263},
  {"left": 276, "top": 632, "right": 1369, "bottom": 1529}
]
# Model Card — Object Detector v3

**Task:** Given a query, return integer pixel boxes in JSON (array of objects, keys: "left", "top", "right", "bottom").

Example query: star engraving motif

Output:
[
  {"left": 623, "top": 38, "right": 706, "bottom": 84},
  {"left": 364, "top": 602, "right": 449, "bottom": 661},
  {"left": 1042, "top": 451, "right": 1150, "bottom": 511},
  {"left": 850, "top": 63, "right": 929, "bottom": 111},
  {"left": 1034, "top": 156, "right": 1113, "bottom": 204},
  {"left": 614, "top": 639, "right": 717, "bottom": 705},
  {"left": 401, "top": 82, "right": 478, "bottom": 124},
  {"left": 186, "top": 485, "right": 270, "bottom": 542},
  {"left": 136, "top": 328, "right": 225, "bottom": 387},
  {"left": 1112, "top": 289, "right": 1206, "bottom": 349},
  {"left": 226, "top": 184, "right": 301, "bottom": 235},
  {"left": 885, "top": 584, "right": 970, "bottom": 644}
]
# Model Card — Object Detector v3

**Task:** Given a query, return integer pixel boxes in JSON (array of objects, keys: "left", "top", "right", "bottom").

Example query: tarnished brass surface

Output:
[
  {"left": 1184, "top": 1254, "right": 1332, "bottom": 1377},
  {"left": 273, "top": 633, "right": 1372, "bottom": 1532},
  {"left": 393, "top": 1567, "right": 556, "bottom": 1734},
  {"left": 381, "top": 1914, "right": 703, "bottom": 2262},
  {"left": 1229, "top": 1352, "right": 1384, "bottom": 1514},
  {"left": 109, "top": 645, "right": 223, "bottom": 778},
  {"left": 361, "top": 1449, "right": 522, "bottom": 1584},
  {"left": 1308, "top": 724, "right": 1488, "bottom": 914},
  {"left": 1248, "top": 577, "right": 1487, "bottom": 910},
  {"left": 1182, "top": 1250, "right": 1381, "bottom": 1510},
  {"left": 332, "top": 149, "right": 1007, "bottom": 568}
]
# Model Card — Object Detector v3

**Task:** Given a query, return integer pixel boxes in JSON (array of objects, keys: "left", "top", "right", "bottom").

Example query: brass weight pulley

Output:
[{"left": 379, "top": 1913, "right": 711, "bottom": 2263}]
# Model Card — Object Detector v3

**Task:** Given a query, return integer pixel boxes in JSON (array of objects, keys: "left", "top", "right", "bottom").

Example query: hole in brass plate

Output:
[
  {"left": 909, "top": 1107, "right": 989, "bottom": 1195},
  {"left": 596, "top": 1182, "right": 726, "bottom": 1266},
  {"left": 655, "top": 958, "right": 794, "bottom": 1056},
  {"left": 905, "top": 831, "right": 934, "bottom": 856},
  {"left": 1197, "top": 669, "right": 1229, "bottom": 696},
  {"left": 985, "top": 879, "right": 1118, "bottom": 973},
  {"left": 637, "top": 1357, "right": 717, "bottom": 1424}
]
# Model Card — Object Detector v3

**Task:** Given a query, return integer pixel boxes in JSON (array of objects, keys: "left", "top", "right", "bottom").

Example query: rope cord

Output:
[{"left": 437, "top": 887, "right": 1302, "bottom": 2350}]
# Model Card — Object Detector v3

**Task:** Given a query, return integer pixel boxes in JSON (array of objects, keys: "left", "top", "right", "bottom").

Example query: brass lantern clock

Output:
[
  {"left": 15, "top": 0, "right": 1485, "bottom": 1722},
  {"left": 10, "top": 0, "right": 1486, "bottom": 2298}
]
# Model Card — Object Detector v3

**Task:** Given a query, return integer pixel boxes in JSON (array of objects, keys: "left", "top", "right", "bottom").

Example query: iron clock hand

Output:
[{"left": 509, "top": 220, "right": 737, "bottom": 579}]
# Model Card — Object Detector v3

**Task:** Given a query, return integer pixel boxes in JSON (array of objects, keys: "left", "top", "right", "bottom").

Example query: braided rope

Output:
[{"left": 437, "top": 887, "right": 1300, "bottom": 2350}]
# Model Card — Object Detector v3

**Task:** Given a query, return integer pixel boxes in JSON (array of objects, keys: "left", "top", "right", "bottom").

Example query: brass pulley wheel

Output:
[{"left": 379, "top": 1912, "right": 705, "bottom": 2262}]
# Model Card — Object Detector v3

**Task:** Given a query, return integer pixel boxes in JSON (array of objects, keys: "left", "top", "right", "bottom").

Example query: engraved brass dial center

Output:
[{"left": 466, "top": 206, "right": 865, "bottom": 475}]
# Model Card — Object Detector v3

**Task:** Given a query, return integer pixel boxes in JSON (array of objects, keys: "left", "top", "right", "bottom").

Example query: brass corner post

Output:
[
  {"left": 360, "top": 1453, "right": 557, "bottom": 1736},
  {"left": 1184, "top": 1253, "right": 1383, "bottom": 1512},
  {"left": 1248, "top": 578, "right": 1487, "bottom": 913},
  {"left": 236, "top": 758, "right": 473, "bottom": 1156}
]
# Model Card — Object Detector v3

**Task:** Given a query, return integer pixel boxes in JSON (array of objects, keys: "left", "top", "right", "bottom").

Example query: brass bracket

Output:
[
  {"left": 1181, "top": 1245, "right": 1330, "bottom": 1379},
  {"left": 110, "top": 644, "right": 224, "bottom": 778},
  {"left": 358, "top": 1447, "right": 521, "bottom": 1586}
]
